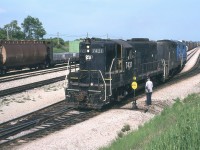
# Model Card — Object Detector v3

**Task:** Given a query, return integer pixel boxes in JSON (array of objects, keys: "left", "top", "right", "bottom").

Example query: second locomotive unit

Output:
[{"left": 64, "top": 38, "right": 187, "bottom": 109}]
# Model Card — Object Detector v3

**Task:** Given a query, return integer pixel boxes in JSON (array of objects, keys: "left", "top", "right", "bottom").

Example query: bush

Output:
[
  {"left": 121, "top": 124, "right": 130, "bottom": 132},
  {"left": 117, "top": 131, "right": 124, "bottom": 138}
]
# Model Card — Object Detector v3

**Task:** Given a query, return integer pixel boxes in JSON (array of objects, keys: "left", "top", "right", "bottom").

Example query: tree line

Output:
[
  {"left": 0, "top": 15, "right": 46, "bottom": 40},
  {"left": 0, "top": 15, "right": 68, "bottom": 49}
]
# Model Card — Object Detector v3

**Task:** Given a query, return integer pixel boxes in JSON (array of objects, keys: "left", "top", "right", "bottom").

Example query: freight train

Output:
[
  {"left": 64, "top": 38, "right": 187, "bottom": 109},
  {"left": 184, "top": 41, "right": 200, "bottom": 51},
  {"left": 0, "top": 40, "right": 79, "bottom": 75},
  {"left": 53, "top": 52, "right": 79, "bottom": 65}
]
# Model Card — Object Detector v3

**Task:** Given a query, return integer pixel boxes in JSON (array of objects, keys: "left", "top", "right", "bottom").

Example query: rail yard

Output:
[
  {"left": 0, "top": 42, "right": 199, "bottom": 149},
  {"left": 1, "top": 0, "right": 200, "bottom": 149}
]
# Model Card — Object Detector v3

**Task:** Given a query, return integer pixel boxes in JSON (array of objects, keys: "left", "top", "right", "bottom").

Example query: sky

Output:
[{"left": 0, "top": 0, "right": 199, "bottom": 41}]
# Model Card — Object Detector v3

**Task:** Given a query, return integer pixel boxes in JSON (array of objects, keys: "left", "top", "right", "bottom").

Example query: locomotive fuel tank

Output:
[{"left": 0, "top": 41, "right": 48, "bottom": 68}]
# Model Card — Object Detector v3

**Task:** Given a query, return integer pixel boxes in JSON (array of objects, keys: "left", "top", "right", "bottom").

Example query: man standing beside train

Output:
[{"left": 145, "top": 76, "right": 153, "bottom": 106}]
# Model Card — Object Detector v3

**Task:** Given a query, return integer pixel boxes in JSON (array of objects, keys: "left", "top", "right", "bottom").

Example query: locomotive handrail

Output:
[
  {"left": 98, "top": 70, "right": 106, "bottom": 102},
  {"left": 64, "top": 58, "right": 71, "bottom": 88},
  {"left": 76, "top": 70, "right": 106, "bottom": 101},
  {"left": 161, "top": 59, "right": 167, "bottom": 81},
  {"left": 67, "top": 58, "right": 70, "bottom": 70},
  {"left": 109, "top": 58, "right": 115, "bottom": 96}
]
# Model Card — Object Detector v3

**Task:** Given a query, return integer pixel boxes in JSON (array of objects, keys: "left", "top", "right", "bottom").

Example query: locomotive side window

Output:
[
  {"left": 105, "top": 44, "right": 115, "bottom": 72},
  {"left": 117, "top": 44, "right": 123, "bottom": 70},
  {"left": 126, "top": 48, "right": 132, "bottom": 60}
]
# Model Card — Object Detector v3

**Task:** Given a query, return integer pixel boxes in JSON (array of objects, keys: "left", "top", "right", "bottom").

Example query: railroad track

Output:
[
  {"left": 0, "top": 100, "right": 100, "bottom": 149},
  {"left": 0, "top": 64, "right": 79, "bottom": 83},
  {"left": 0, "top": 66, "right": 66, "bottom": 83},
  {"left": 187, "top": 48, "right": 199, "bottom": 62},
  {"left": 0, "top": 76, "right": 65, "bottom": 97},
  {"left": 0, "top": 64, "right": 79, "bottom": 97},
  {"left": 167, "top": 53, "right": 200, "bottom": 84},
  {"left": 0, "top": 62, "right": 69, "bottom": 77}
]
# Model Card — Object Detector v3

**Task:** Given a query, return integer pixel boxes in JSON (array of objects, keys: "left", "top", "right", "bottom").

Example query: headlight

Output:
[{"left": 86, "top": 45, "right": 90, "bottom": 49}]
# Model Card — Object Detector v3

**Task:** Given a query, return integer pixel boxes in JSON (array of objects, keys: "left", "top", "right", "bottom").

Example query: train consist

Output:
[
  {"left": 65, "top": 38, "right": 187, "bottom": 109},
  {"left": 184, "top": 41, "right": 200, "bottom": 50},
  {"left": 0, "top": 40, "right": 78, "bottom": 75}
]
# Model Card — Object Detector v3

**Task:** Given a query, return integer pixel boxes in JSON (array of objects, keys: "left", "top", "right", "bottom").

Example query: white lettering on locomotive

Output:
[
  {"left": 85, "top": 55, "right": 93, "bottom": 60},
  {"left": 92, "top": 48, "right": 104, "bottom": 53},
  {"left": 126, "top": 62, "right": 132, "bottom": 70}
]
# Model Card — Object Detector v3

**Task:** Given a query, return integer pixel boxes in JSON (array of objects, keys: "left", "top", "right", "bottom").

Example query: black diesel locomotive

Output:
[{"left": 65, "top": 38, "right": 187, "bottom": 109}]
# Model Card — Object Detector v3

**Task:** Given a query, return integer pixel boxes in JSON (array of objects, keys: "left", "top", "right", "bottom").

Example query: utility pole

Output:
[
  {"left": 6, "top": 27, "right": 9, "bottom": 40},
  {"left": 57, "top": 32, "right": 60, "bottom": 45},
  {"left": 11, "top": 23, "right": 13, "bottom": 39}
]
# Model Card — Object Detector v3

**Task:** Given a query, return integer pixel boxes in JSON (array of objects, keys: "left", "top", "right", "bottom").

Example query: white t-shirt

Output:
[{"left": 145, "top": 80, "right": 153, "bottom": 93}]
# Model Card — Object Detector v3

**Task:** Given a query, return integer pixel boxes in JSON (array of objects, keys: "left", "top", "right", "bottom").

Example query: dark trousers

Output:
[{"left": 146, "top": 92, "right": 152, "bottom": 105}]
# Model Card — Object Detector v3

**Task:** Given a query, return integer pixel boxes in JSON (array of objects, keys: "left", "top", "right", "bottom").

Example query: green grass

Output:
[{"left": 100, "top": 93, "right": 200, "bottom": 150}]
